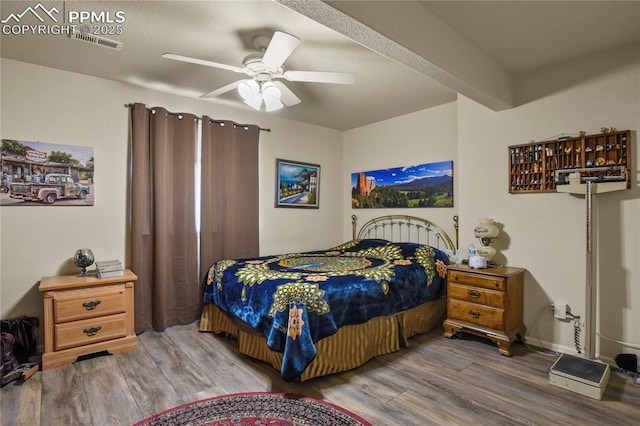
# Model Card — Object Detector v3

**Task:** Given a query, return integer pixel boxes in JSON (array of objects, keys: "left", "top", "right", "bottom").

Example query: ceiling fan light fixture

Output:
[
  {"left": 164, "top": 30, "right": 356, "bottom": 112},
  {"left": 264, "top": 99, "right": 283, "bottom": 112},
  {"left": 243, "top": 96, "right": 263, "bottom": 111},
  {"left": 238, "top": 80, "right": 262, "bottom": 110},
  {"left": 238, "top": 80, "right": 259, "bottom": 101},
  {"left": 262, "top": 82, "right": 283, "bottom": 112}
]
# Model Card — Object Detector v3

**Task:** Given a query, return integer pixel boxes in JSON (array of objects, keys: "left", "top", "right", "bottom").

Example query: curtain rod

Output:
[{"left": 125, "top": 103, "right": 271, "bottom": 132}]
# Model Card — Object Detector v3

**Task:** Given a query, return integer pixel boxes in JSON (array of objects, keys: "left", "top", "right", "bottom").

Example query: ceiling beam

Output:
[{"left": 275, "top": 0, "right": 514, "bottom": 111}]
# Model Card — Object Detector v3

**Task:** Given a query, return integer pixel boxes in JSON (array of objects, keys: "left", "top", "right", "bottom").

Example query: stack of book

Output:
[{"left": 95, "top": 260, "right": 124, "bottom": 278}]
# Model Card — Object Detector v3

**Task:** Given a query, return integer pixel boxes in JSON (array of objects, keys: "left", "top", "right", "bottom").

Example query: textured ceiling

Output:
[{"left": 1, "top": 1, "right": 639, "bottom": 130}]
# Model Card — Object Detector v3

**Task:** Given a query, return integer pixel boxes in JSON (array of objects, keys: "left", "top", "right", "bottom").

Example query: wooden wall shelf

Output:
[{"left": 509, "top": 130, "right": 631, "bottom": 194}]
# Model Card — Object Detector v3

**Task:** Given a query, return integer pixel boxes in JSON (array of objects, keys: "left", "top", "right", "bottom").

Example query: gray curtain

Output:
[
  {"left": 129, "top": 103, "right": 200, "bottom": 333},
  {"left": 199, "top": 118, "right": 260, "bottom": 280}
]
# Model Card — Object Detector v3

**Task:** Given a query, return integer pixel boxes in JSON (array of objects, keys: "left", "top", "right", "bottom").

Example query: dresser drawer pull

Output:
[
  {"left": 452, "top": 274, "right": 458, "bottom": 280},
  {"left": 82, "top": 300, "right": 102, "bottom": 310},
  {"left": 468, "top": 310, "right": 481, "bottom": 319},
  {"left": 83, "top": 326, "right": 102, "bottom": 336},
  {"left": 468, "top": 290, "right": 481, "bottom": 299}
]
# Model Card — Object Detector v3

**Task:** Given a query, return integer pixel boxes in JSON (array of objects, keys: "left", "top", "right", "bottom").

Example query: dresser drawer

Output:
[
  {"left": 448, "top": 270, "right": 505, "bottom": 291},
  {"left": 54, "top": 286, "right": 126, "bottom": 323},
  {"left": 54, "top": 313, "right": 127, "bottom": 351},
  {"left": 448, "top": 299, "right": 505, "bottom": 330},
  {"left": 448, "top": 283, "right": 505, "bottom": 308}
]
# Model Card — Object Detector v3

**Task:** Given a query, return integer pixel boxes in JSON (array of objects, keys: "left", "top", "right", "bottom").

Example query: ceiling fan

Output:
[{"left": 162, "top": 31, "right": 356, "bottom": 111}]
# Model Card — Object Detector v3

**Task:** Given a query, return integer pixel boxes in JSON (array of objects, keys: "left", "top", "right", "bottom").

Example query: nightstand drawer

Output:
[
  {"left": 54, "top": 286, "right": 126, "bottom": 323},
  {"left": 40, "top": 270, "right": 137, "bottom": 370},
  {"left": 54, "top": 313, "right": 127, "bottom": 351},
  {"left": 448, "top": 299, "right": 505, "bottom": 330},
  {"left": 444, "top": 265, "right": 525, "bottom": 356},
  {"left": 448, "top": 283, "right": 505, "bottom": 308},
  {"left": 448, "top": 270, "right": 505, "bottom": 291}
]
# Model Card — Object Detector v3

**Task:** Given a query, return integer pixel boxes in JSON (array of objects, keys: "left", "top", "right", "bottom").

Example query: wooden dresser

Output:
[
  {"left": 39, "top": 270, "right": 137, "bottom": 370},
  {"left": 443, "top": 264, "right": 525, "bottom": 356}
]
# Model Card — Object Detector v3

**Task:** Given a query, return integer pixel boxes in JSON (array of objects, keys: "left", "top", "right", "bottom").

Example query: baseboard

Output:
[
  {"left": 526, "top": 335, "right": 616, "bottom": 366},
  {"left": 526, "top": 336, "right": 577, "bottom": 355}
]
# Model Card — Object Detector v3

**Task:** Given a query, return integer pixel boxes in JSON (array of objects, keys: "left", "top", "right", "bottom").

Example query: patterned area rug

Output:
[{"left": 133, "top": 392, "right": 372, "bottom": 426}]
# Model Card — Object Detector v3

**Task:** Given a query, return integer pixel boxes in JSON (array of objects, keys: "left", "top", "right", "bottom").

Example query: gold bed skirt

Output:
[{"left": 199, "top": 297, "right": 446, "bottom": 381}]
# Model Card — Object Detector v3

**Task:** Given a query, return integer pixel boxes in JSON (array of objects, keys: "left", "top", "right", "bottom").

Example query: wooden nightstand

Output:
[
  {"left": 39, "top": 270, "right": 137, "bottom": 370},
  {"left": 443, "top": 264, "right": 526, "bottom": 356}
]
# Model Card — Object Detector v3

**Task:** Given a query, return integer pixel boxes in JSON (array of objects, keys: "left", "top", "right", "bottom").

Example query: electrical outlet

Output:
[{"left": 554, "top": 303, "right": 567, "bottom": 319}]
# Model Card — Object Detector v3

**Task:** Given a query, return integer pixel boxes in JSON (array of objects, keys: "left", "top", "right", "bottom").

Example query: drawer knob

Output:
[
  {"left": 452, "top": 274, "right": 458, "bottom": 280},
  {"left": 468, "top": 310, "right": 481, "bottom": 319},
  {"left": 83, "top": 326, "right": 102, "bottom": 336},
  {"left": 82, "top": 300, "right": 101, "bottom": 310},
  {"left": 493, "top": 281, "right": 499, "bottom": 287},
  {"left": 469, "top": 290, "right": 480, "bottom": 299}
]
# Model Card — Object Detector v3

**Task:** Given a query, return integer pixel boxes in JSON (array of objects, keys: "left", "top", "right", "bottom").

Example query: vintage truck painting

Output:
[
  {"left": 9, "top": 173, "right": 90, "bottom": 204},
  {"left": 1, "top": 139, "right": 94, "bottom": 206}
]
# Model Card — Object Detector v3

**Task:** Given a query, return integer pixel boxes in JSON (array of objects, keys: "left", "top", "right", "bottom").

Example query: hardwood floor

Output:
[{"left": 2, "top": 322, "right": 639, "bottom": 425}]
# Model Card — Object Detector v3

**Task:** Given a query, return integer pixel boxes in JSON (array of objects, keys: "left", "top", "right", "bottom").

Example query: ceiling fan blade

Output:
[
  {"left": 262, "top": 31, "right": 300, "bottom": 69},
  {"left": 200, "top": 79, "right": 247, "bottom": 98},
  {"left": 283, "top": 70, "right": 356, "bottom": 85},
  {"left": 273, "top": 81, "right": 301, "bottom": 106},
  {"left": 162, "top": 53, "right": 244, "bottom": 73}
]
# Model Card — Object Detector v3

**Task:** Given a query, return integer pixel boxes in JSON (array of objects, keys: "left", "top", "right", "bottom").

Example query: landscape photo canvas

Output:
[{"left": 351, "top": 160, "right": 453, "bottom": 208}]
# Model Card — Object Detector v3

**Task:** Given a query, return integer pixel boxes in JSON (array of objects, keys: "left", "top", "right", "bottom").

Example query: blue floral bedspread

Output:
[{"left": 203, "top": 239, "right": 449, "bottom": 380}]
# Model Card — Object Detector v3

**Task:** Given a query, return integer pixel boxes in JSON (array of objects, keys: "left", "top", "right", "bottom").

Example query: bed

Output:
[{"left": 199, "top": 214, "right": 459, "bottom": 381}]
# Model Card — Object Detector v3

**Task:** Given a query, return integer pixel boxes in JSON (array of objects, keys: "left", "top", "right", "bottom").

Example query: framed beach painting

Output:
[{"left": 275, "top": 159, "right": 320, "bottom": 209}]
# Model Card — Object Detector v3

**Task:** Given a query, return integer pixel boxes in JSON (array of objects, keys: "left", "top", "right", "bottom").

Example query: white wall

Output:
[
  {"left": 0, "top": 59, "right": 343, "bottom": 320},
  {"left": 457, "top": 48, "right": 639, "bottom": 360},
  {"left": 260, "top": 120, "right": 343, "bottom": 256},
  {"left": 3, "top": 48, "right": 639, "bottom": 363},
  {"left": 342, "top": 102, "right": 459, "bottom": 243},
  {"left": 341, "top": 50, "right": 639, "bottom": 362}
]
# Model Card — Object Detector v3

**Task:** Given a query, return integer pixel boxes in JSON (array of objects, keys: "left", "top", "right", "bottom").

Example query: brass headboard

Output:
[{"left": 352, "top": 214, "right": 459, "bottom": 252}]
